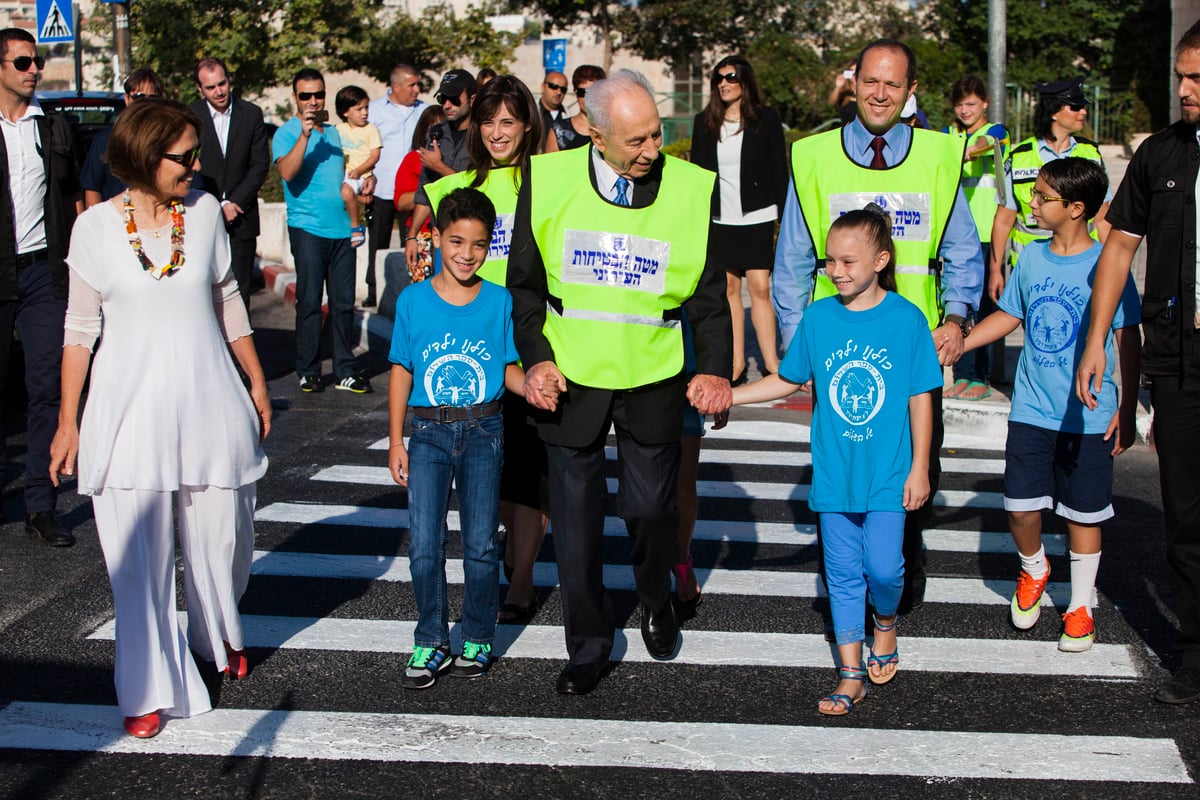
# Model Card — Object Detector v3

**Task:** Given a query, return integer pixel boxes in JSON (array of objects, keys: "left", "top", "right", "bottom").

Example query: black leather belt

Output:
[
  {"left": 15, "top": 248, "right": 47, "bottom": 269},
  {"left": 411, "top": 400, "right": 502, "bottom": 423}
]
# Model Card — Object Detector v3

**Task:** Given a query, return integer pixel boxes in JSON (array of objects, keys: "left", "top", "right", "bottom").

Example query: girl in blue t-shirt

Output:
[{"left": 733, "top": 206, "right": 942, "bottom": 716}]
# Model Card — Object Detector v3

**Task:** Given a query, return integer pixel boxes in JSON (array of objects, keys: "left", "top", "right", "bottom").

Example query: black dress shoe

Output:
[
  {"left": 1155, "top": 667, "right": 1200, "bottom": 704},
  {"left": 556, "top": 660, "right": 608, "bottom": 695},
  {"left": 641, "top": 601, "right": 679, "bottom": 660},
  {"left": 26, "top": 512, "right": 74, "bottom": 547}
]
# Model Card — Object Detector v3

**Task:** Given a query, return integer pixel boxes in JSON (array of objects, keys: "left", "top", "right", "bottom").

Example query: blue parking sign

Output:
[
  {"left": 543, "top": 39, "right": 566, "bottom": 74},
  {"left": 37, "top": 0, "right": 73, "bottom": 44}
]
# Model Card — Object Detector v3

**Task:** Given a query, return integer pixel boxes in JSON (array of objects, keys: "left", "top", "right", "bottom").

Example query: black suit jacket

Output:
[
  {"left": 0, "top": 111, "right": 78, "bottom": 301},
  {"left": 508, "top": 148, "right": 732, "bottom": 448},
  {"left": 191, "top": 97, "right": 270, "bottom": 240},
  {"left": 690, "top": 105, "right": 787, "bottom": 220}
]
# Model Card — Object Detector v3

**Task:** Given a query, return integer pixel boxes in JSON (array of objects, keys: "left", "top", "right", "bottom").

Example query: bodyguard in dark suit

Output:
[
  {"left": 191, "top": 58, "right": 270, "bottom": 308},
  {"left": 0, "top": 29, "right": 78, "bottom": 546},
  {"left": 509, "top": 70, "right": 732, "bottom": 695}
]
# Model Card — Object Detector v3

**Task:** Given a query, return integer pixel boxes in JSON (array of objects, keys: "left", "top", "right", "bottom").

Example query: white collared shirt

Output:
[
  {"left": 1, "top": 99, "right": 46, "bottom": 254},
  {"left": 589, "top": 146, "right": 628, "bottom": 203},
  {"left": 208, "top": 101, "right": 232, "bottom": 155}
]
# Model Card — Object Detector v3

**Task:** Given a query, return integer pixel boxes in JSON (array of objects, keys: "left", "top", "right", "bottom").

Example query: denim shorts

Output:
[{"left": 1003, "top": 420, "right": 1114, "bottom": 523}]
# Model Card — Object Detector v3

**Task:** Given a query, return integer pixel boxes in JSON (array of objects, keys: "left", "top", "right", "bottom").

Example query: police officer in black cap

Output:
[
  {"left": 403, "top": 69, "right": 477, "bottom": 259},
  {"left": 989, "top": 77, "right": 1111, "bottom": 302}
]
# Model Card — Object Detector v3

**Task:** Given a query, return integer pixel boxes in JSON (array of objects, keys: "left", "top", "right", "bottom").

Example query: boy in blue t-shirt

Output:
[
  {"left": 387, "top": 187, "right": 524, "bottom": 688},
  {"left": 963, "top": 157, "right": 1141, "bottom": 653}
]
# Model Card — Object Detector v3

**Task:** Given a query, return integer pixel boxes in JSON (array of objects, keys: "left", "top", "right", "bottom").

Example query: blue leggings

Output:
[{"left": 821, "top": 511, "right": 906, "bottom": 645}]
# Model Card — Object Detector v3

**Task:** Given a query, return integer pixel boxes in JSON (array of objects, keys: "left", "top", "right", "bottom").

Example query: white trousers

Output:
[{"left": 92, "top": 483, "right": 256, "bottom": 718}]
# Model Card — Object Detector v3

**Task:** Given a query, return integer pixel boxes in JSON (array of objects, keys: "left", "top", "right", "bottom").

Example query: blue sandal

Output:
[
  {"left": 818, "top": 663, "right": 868, "bottom": 716},
  {"left": 868, "top": 615, "right": 899, "bottom": 685}
]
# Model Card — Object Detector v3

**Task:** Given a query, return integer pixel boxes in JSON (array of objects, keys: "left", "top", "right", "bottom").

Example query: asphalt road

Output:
[{"left": 0, "top": 288, "right": 1196, "bottom": 799}]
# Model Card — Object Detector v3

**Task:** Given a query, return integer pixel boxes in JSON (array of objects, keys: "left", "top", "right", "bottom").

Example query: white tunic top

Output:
[{"left": 65, "top": 191, "right": 268, "bottom": 494}]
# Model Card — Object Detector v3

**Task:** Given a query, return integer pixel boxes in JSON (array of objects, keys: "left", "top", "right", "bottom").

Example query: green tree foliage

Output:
[
  {"left": 120, "top": 0, "right": 519, "bottom": 101},
  {"left": 934, "top": 0, "right": 1170, "bottom": 128}
]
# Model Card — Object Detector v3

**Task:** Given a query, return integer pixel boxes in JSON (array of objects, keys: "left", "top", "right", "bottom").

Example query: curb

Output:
[{"left": 260, "top": 262, "right": 395, "bottom": 357}]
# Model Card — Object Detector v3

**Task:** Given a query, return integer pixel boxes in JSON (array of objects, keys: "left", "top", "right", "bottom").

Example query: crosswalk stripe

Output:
[
  {"left": 255, "top": 502, "right": 1065, "bottom": 554},
  {"left": 310, "top": 465, "right": 1006, "bottom": 509},
  {"left": 0, "top": 702, "right": 1184, "bottom": 782},
  {"left": 245, "top": 549, "right": 1081, "bottom": 608},
  {"left": 87, "top": 614, "right": 1136, "bottom": 677},
  {"left": 366, "top": 438, "right": 1006, "bottom": 475}
]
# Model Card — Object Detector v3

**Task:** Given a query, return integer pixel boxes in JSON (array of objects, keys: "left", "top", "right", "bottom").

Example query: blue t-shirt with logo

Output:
[
  {"left": 271, "top": 118, "right": 352, "bottom": 239},
  {"left": 999, "top": 239, "right": 1140, "bottom": 434},
  {"left": 389, "top": 279, "right": 519, "bottom": 407},
  {"left": 779, "top": 291, "right": 942, "bottom": 513}
]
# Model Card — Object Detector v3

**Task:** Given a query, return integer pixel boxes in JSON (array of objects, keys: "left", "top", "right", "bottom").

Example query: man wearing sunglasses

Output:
[
  {"left": 80, "top": 68, "right": 163, "bottom": 209},
  {"left": 403, "top": 69, "right": 475, "bottom": 258},
  {"left": 538, "top": 71, "right": 567, "bottom": 150},
  {"left": 190, "top": 57, "right": 270, "bottom": 310},
  {"left": 991, "top": 78, "right": 1111, "bottom": 284},
  {"left": 273, "top": 68, "right": 373, "bottom": 395},
  {"left": 773, "top": 39, "right": 986, "bottom": 614},
  {"left": 0, "top": 28, "right": 80, "bottom": 546}
]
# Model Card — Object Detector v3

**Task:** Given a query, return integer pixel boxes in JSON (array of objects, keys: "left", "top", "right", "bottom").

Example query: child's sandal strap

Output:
[
  {"left": 872, "top": 615, "right": 897, "bottom": 632},
  {"left": 839, "top": 664, "right": 868, "bottom": 682}
]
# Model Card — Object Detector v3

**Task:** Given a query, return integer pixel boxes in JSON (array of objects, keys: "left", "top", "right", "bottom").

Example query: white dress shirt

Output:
[
  {"left": 208, "top": 101, "right": 232, "bottom": 155},
  {"left": 0, "top": 100, "right": 46, "bottom": 254}
]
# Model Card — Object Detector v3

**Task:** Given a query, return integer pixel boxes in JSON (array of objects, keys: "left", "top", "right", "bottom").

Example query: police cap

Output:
[{"left": 1035, "top": 77, "right": 1089, "bottom": 106}]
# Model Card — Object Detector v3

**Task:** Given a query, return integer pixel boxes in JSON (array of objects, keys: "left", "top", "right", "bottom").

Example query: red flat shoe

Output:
[
  {"left": 224, "top": 641, "right": 249, "bottom": 680},
  {"left": 123, "top": 711, "right": 160, "bottom": 738}
]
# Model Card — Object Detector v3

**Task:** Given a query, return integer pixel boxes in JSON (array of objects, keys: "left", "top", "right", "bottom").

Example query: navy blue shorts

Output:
[{"left": 1003, "top": 421, "right": 1114, "bottom": 523}]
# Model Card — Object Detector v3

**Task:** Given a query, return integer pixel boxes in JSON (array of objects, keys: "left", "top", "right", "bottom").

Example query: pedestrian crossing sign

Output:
[{"left": 37, "top": 0, "right": 74, "bottom": 44}]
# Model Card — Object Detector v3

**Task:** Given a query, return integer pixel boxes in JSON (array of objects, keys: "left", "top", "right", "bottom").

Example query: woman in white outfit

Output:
[{"left": 49, "top": 99, "right": 270, "bottom": 739}]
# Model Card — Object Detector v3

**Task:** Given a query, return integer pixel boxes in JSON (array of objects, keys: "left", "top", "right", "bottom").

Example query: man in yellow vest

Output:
[
  {"left": 772, "top": 39, "right": 985, "bottom": 613},
  {"left": 509, "top": 70, "right": 733, "bottom": 695}
]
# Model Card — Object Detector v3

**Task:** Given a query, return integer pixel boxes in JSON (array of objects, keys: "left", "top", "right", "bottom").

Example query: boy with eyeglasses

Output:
[{"left": 962, "top": 157, "right": 1140, "bottom": 654}]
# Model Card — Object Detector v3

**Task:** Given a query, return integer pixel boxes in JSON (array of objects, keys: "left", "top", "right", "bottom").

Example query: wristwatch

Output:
[{"left": 943, "top": 313, "right": 972, "bottom": 338}]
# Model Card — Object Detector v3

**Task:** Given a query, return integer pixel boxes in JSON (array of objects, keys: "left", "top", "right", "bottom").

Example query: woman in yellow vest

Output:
[
  {"left": 422, "top": 76, "right": 548, "bottom": 624},
  {"left": 943, "top": 75, "right": 1008, "bottom": 400},
  {"left": 990, "top": 78, "right": 1110, "bottom": 303}
]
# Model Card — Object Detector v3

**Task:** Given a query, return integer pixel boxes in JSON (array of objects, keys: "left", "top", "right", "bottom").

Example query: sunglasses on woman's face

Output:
[
  {"left": 296, "top": 90, "right": 325, "bottom": 102},
  {"left": 162, "top": 146, "right": 201, "bottom": 171},
  {"left": 575, "top": 88, "right": 587, "bottom": 98},
  {"left": 3, "top": 55, "right": 44, "bottom": 72},
  {"left": 716, "top": 71, "right": 740, "bottom": 85}
]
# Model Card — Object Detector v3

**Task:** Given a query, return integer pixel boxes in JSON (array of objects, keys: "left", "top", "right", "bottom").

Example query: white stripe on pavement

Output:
[
  {"left": 366, "top": 437, "right": 1006, "bottom": 475},
  {"left": 246, "top": 549, "right": 1080, "bottom": 608},
  {"left": 255, "top": 502, "right": 1065, "bottom": 555},
  {"left": 310, "top": 466, "right": 1006, "bottom": 509},
  {"left": 0, "top": 702, "right": 1184, "bottom": 782},
  {"left": 88, "top": 613, "right": 1136, "bottom": 677}
]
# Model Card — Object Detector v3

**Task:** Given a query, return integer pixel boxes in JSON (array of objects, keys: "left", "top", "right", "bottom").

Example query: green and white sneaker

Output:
[
  {"left": 451, "top": 641, "right": 493, "bottom": 678},
  {"left": 403, "top": 645, "right": 452, "bottom": 689}
]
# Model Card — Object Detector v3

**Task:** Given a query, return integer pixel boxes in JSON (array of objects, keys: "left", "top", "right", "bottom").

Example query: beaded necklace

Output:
[{"left": 123, "top": 192, "right": 184, "bottom": 279}]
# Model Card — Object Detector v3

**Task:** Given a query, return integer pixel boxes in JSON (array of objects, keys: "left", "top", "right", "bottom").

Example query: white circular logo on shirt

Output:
[
  {"left": 424, "top": 355, "right": 487, "bottom": 406},
  {"left": 828, "top": 360, "right": 886, "bottom": 426},
  {"left": 1027, "top": 295, "right": 1080, "bottom": 354}
]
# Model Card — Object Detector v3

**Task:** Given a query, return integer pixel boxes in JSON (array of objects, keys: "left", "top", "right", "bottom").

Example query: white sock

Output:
[
  {"left": 1067, "top": 550, "right": 1101, "bottom": 613},
  {"left": 1019, "top": 545, "right": 1048, "bottom": 579}
]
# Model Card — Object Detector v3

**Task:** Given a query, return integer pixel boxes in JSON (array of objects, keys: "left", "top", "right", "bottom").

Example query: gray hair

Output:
[{"left": 586, "top": 69, "right": 655, "bottom": 135}]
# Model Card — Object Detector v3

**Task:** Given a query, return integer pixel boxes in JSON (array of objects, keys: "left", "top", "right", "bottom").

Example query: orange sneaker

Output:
[
  {"left": 1010, "top": 563, "right": 1051, "bottom": 630},
  {"left": 1059, "top": 606, "right": 1096, "bottom": 652}
]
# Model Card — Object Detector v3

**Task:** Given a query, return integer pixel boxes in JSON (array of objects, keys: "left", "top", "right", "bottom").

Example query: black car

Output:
[{"left": 36, "top": 91, "right": 125, "bottom": 169}]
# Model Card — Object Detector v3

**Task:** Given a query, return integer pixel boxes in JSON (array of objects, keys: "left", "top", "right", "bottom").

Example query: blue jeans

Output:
[
  {"left": 821, "top": 511, "right": 905, "bottom": 645},
  {"left": 287, "top": 227, "right": 356, "bottom": 379},
  {"left": 407, "top": 412, "right": 503, "bottom": 648}
]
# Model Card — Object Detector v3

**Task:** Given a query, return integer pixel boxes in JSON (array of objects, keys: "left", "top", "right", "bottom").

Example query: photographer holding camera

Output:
[
  {"left": 273, "top": 68, "right": 374, "bottom": 394},
  {"left": 404, "top": 69, "right": 476, "bottom": 271}
]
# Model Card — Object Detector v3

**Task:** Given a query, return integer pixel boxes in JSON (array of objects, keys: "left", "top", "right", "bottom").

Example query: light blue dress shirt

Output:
[{"left": 771, "top": 118, "right": 985, "bottom": 348}]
